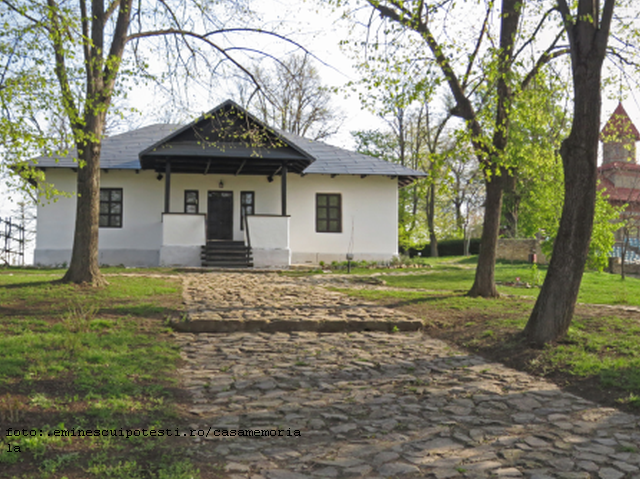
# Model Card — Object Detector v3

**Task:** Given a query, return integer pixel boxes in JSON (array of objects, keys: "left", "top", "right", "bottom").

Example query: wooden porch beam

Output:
[
  {"left": 164, "top": 161, "right": 171, "bottom": 213},
  {"left": 235, "top": 159, "right": 247, "bottom": 176},
  {"left": 281, "top": 162, "right": 288, "bottom": 216}
]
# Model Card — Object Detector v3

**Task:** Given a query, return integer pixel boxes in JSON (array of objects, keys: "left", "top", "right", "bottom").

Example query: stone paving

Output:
[
  {"left": 174, "top": 273, "right": 640, "bottom": 479},
  {"left": 176, "top": 273, "right": 422, "bottom": 333}
]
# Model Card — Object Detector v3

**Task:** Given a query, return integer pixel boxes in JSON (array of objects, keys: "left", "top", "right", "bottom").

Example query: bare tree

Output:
[{"left": 238, "top": 54, "right": 342, "bottom": 141}]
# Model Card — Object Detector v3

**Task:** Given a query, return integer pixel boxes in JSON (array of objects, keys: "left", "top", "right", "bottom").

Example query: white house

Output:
[{"left": 33, "top": 100, "right": 425, "bottom": 268}]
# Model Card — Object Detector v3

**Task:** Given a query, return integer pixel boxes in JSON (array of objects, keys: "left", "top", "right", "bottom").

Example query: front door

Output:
[{"left": 207, "top": 191, "right": 233, "bottom": 240}]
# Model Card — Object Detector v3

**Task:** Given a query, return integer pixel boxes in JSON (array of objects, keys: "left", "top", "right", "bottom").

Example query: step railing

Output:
[{"left": 242, "top": 206, "right": 252, "bottom": 251}]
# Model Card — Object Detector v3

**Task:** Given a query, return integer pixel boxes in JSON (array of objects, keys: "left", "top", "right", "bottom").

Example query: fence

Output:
[{"left": 0, "top": 217, "right": 25, "bottom": 266}]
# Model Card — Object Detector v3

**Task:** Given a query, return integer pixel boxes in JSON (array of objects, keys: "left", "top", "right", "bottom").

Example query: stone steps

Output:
[{"left": 201, "top": 241, "right": 253, "bottom": 268}]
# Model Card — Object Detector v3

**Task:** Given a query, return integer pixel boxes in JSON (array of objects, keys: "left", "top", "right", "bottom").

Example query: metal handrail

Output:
[{"left": 242, "top": 206, "right": 252, "bottom": 250}]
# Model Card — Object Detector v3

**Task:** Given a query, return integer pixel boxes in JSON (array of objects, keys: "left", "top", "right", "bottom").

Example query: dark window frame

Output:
[
  {"left": 240, "top": 191, "right": 255, "bottom": 230},
  {"left": 316, "top": 193, "right": 342, "bottom": 233},
  {"left": 99, "top": 188, "right": 123, "bottom": 228},
  {"left": 184, "top": 190, "right": 199, "bottom": 214}
]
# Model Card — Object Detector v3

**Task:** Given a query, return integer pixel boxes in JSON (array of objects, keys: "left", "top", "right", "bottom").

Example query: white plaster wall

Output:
[
  {"left": 247, "top": 215, "right": 291, "bottom": 268},
  {"left": 35, "top": 169, "right": 400, "bottom": 266},
  {"left": 162, "top": 214, "right": 206, "bottom": 246},
  {"left": 35, "top": 169, "right": 163, "bottom": 266},
  {"left": 248, "top": 215, "right": 290, "bottom": 249},
  {"left": 35, "top": 169, "right": 78, "bottom": 252},
  {"left": 287, "top": 175, "right": 398, "bottom": 263},
  {"left": 100, "top": 170, "right": 163, "bottom": 249}
]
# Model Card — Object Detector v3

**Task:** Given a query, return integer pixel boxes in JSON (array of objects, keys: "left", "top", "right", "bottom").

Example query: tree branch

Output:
[
  {"left": 596, "top": 0, "right": 616, "bottom": 57},
  {"left": 126, "top": 29, "right": 260, "bottom": 88},
  {"left": 0, "top": 0, "right": 43, "bottom": 27},
  {"left": 514, "top": 7, "right": 557, "bottom": 62},
  {"left": 556, "top": 0, "right": 576, "bottom": 60},
  {"left": 79, "top": 0, "right": 91, "bottom": 68},
  {"left": 105, "top": 0, "right": 119, "bottom": 21},
  {"left": 520, "top": 29, "right": 568, "bottom": 90},
  {"left": 103, "top": 0, "right": 133, "bottom": 96},
  {"left": 45, "top": 0, "right": 80, "bottom": 130},
  {"left": 462, "top": 1, "right": 491, "bottom": 90}
]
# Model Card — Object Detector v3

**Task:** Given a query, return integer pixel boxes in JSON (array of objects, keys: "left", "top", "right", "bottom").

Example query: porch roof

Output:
[{"left": 138, "top": 100, "right": 314, "bottom": 175}]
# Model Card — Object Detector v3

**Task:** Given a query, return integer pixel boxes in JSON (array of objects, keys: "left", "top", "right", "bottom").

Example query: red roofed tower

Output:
[
  {"left": 598, "top": 103, "right": 640, "bottom": 252},
  {"left": 600, "top": 102, "right": 640, "bottom": 165}
]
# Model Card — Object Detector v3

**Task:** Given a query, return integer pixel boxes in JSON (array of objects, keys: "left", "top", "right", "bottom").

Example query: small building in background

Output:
[{"left": 598, "top": 102, "right": 640, "bottom": 262}]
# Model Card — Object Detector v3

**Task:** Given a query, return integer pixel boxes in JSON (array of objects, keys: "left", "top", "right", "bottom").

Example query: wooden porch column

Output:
[
  {"left": 281, "top": 162, "right": 288, "bottom": 216},
  {"left": 164, "top": 161, "right": 171, "bottom": 213}
]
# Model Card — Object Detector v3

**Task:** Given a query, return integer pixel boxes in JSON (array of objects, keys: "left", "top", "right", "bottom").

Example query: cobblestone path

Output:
[{"left": 174, "top": 273, "right": 640, "bottom": 479}]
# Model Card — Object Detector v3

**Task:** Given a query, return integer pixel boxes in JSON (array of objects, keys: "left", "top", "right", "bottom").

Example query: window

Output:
[
  {"left": 316, "top": 193, "right": 341, "bottom": 233},
  {"left": 185, "top": 190, "right": 199, "bottom": 213},
  {"left": 99, "top": 188, "right": 123, "bottom": 228},
  {"left": 240, "top": 191, "right": 255, "bottom": 230}
]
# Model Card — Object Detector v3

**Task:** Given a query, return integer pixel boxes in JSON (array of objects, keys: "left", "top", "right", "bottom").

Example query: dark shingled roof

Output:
[
  {"left": 279, "top": 130, "right": 425, "bottom": 183},
  {"left": 35, "top": 101, "right": 426, "bottom": 186},
  {"left": 36, "top": 124, "right": 182, "bottom": 169}
]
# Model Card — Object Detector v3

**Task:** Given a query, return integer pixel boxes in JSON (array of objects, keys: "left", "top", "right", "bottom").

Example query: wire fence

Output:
[{"left": 0, "top": 216, "right": 25, "bottom": 266}]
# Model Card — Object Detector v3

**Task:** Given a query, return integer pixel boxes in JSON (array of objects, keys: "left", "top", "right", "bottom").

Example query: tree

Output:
[
  {"left": 524, "top": 0, "right": 616, "bottom": 345},
  {"left": 352, "top": 92, "right": 455, "bottom": 251},
  {"left": 446, "top": 138, "right": 484, "bottom": 254},
  {"left": 1, "top": 1, "right": 303, "bottom": 285},
  {"left": 343, "top": 0, "right": 566, "bottom": 297},
  {"left": 235, "top": 54, "right": 342, "bottom": 141}
]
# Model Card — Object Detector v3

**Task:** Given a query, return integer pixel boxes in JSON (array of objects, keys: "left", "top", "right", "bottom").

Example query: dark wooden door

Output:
[{"left": 207, "top": 191, "right": 233, "bottom": 240}]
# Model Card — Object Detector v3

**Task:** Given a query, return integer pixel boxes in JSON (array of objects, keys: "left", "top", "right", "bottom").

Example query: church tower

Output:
[{"left": 600, "top": 102, "right": 640, "bottom": 165}]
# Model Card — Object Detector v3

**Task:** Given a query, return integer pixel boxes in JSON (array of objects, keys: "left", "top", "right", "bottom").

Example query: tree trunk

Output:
[
  {"left": 463, "top": 230, "right": 470, "bottom": 256},
  {"left": 427, "top": 183, "right": 438, "bottom": 257},
  {"left": 62, "top": 125, "right": 107, "bottom": 286},
  {"left": 621, "top": 228, "right": 627, "bottom": 281},
  {"left": 468, "top": 173, "right": 506, "bottom": 297},
  {"left": 468, "top": 0, "right": 520, "bottom": 298},
  {"left": 524, "top": 55, "right": 603, "bottom": 345}
]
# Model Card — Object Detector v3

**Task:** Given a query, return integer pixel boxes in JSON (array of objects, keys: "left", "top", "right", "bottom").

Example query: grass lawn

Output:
[
  {"left": 0, "top": 270, "right": 212, "bottom": 479},
  {"left": 328, "top": 256, "right": 640, "bottom": 412},
  {"left": 324, "top": 255, "right": 640, "bottom": 306}
]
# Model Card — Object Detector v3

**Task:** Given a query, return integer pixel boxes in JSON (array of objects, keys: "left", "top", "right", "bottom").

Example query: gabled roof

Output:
[
  {"left": 139, "top": 100, "right": 314, "bottom": 175},
  {"left": 34, "top": 100, "right": 426, "bottom": 186},
  {"left": 600, "top": 102, "right": 640, "bottom": 142}
]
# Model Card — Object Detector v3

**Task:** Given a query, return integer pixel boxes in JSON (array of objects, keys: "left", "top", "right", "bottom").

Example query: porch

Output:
[
  {"left": 139, "top": 101, "right": 311, "bottom": 268},
  {"left": 159, "top": 211, "right": 290, "bottom": 268}
]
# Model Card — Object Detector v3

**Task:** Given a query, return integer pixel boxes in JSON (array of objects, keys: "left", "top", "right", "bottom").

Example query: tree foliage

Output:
[
  {"left": 353, "top": 102, "right": 483, "bottom": 251},
  {"left": 338, "top": 0, "right": 570, "bottom": 297}
]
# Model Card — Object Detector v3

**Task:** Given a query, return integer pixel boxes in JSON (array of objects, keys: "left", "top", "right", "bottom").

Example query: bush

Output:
[{"left": 401, "top": 239, "right": 481, "bottom": 258}]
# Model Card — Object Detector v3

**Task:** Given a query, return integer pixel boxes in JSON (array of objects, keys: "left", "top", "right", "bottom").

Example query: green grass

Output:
[
  {"left": 353, "top": 256, "right": 640, "bottom": 307},
  {"left": 0, "top": 271, "right": 202, "bottom": 479}
]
